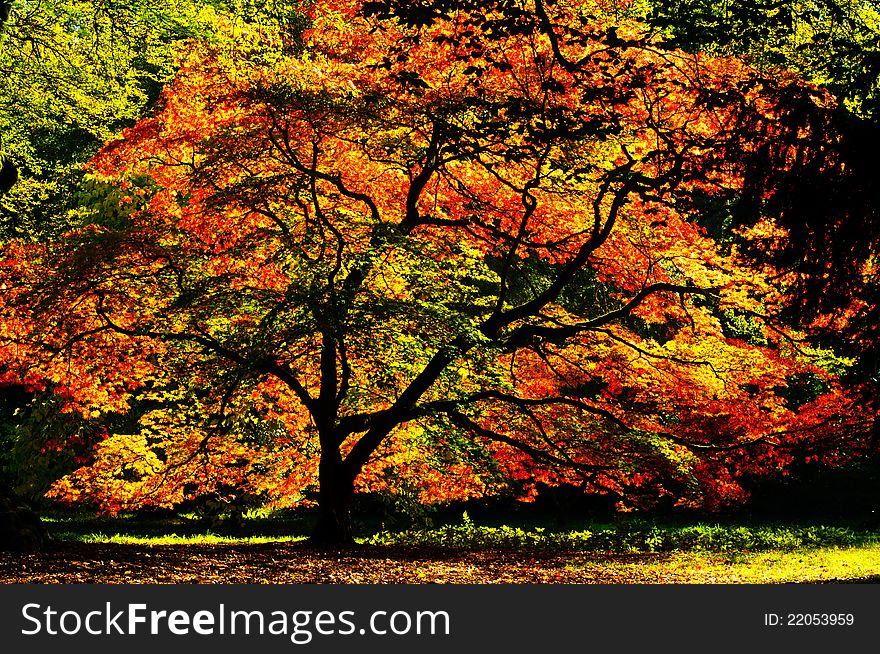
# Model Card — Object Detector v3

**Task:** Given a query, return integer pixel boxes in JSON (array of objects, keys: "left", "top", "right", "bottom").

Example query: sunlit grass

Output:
[
  {"left": 364, "top": 519, "right": 880, "bottom": 552},
  {"left": 56, "top": 532, "right": 307, "bottom": 546},
  {"left": 42, "top": 510, "right": 880, "bottom": 582},
  {"left": 566, "top": 544, "right": 880, "bottom": 583},
  {"left": 715, "top": 544, "right": 880, "bottom": 582}
]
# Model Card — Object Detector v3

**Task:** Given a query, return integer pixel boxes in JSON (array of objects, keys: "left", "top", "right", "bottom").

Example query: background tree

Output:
[
  {"left": 643, "top": 0, "right": 880, "bottom": 117},
  {"left": 0, "top": 0, "right": 310, "bottom": 239},
  {"left": 0, "top": 0, "right": 307, "bottom": 548}
]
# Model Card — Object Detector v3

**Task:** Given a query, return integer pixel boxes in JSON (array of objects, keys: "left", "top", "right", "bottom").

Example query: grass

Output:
[
  {"left": 363, "top": 514, "right": 880, "bottom": 553},
  {"left": 576, "top": 544, "right": 880, "bottom": 583},
  {"left": 57, "top": 532, "right": 307, "bottom": 546},
  {"left": 42, "top": 507, "right": 880, "bottom": 551},
  {"left": 39, "top": 508, "right": 313, "bottom": 541}
]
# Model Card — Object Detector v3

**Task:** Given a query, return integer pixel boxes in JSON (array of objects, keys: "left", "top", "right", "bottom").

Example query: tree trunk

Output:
[{"left": 310, "top": 456, "right": 355, "bottom": 546}]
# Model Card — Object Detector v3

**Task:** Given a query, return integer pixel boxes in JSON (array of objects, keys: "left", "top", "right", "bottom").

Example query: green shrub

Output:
[{"left": 363, "top": 515, "right": 877, "bottom": 553}]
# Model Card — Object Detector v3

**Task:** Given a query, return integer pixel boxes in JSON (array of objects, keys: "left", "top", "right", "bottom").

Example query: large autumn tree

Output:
[{"left": 5, "top": 0, "right": 873, "bottom": 543}]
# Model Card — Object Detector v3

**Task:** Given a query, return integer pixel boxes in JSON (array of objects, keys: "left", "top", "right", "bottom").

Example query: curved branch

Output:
[
  {"left": 445, "top": 409, "right": 611, "bottom": 472},
  {"left": 506, "top": 282, "right": 719, "bottom": 348}
]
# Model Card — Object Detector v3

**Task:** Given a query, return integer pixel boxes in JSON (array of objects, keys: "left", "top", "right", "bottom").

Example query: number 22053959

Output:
[{"left": 764, "top": 613, "right": 854, "bottom": 626}]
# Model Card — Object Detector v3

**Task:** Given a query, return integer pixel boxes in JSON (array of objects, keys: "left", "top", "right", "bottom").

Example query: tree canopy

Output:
[{"left": 0, "top": 0, "right": 876, "bottom": 543}]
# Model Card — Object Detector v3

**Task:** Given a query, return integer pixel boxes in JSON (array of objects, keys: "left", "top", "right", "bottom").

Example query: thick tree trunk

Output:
[{"left": 309, "top": 456, "right": 355, "bottom": 546}]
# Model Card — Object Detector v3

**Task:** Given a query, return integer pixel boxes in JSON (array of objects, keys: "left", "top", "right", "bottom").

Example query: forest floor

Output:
[{"left": 3, "top": 539, "right": 880, "bottom": 584}]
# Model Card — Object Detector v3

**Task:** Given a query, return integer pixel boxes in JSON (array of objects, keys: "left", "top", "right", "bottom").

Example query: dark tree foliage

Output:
[
  {"left": 646, "top": 0, "right": 880, "bottom": 118},
  {"left": 0, "top": 385, "right": 50, "bottom": 551},
  {"left": 0, "top": 159, "right": 17, "bottom": 196},
  {"left": 644, "top": 0, "right": 880, "bottom": 450}
]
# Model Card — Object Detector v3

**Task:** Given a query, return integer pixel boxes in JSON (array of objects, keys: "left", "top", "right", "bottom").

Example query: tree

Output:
[
  {"left": 6, "top": 0, "right": 872, "bottom": 543},
  {"left": 643, "top": 0, "right": 880, "bottom": 119},
  {"left": 0, "top": 0, "right": 308, "bottom": 240}
]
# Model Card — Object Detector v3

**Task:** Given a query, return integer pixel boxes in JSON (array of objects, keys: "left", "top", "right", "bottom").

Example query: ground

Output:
[{"left": 3, "top": 541, "right": 880, "bottom": 583}]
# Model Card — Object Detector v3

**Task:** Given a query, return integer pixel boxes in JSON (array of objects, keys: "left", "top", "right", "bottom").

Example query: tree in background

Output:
[
  {"left": 0, "top": 0, "right": 312, "bottom": 240},
  {"left": 4, "top": 0, "right": 869, "bottom": 544},
  {"left": 0, "top": 0, "right": 203, "bottom": 548},
  {"left": 644, "top": 0, "right": 880, "bottom": 118},
  {"left": 0, "top": 0, "right": 308, "bottom": 547}
]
